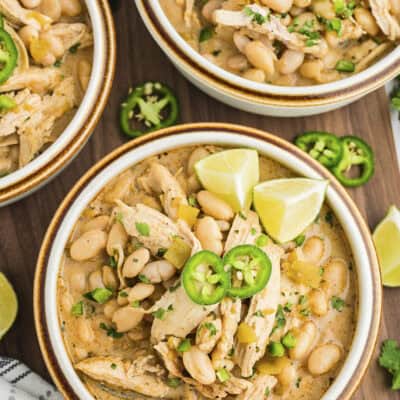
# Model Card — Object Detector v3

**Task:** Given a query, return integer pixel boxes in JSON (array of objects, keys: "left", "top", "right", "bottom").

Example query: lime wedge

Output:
[
  {"left": 0, "top": 272, "right": 18, "bottom": 340},
  {"left": 253, "top": 178, "right": 328, "bottom": 243},
  {"left": 373, "top": 206, "right": 400, "bottom": 287},
  {"left": 194, "top": 149, "right": 259, "bottom": 211}
]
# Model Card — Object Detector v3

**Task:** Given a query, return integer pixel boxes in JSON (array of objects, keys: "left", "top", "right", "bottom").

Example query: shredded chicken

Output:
[
  {"left": 139, "top": 162, "right": 188, "bottom": 220},
  {"left": 236, "top": 374, "right": 278, "bottom": 400},
  {"left": 0, "top": 0, "right": 52, "bottom": 29},
  {"left": 75, "top": 356, "right": 183, "bottom": 399},
  {"left": 214, "top": 5, "right": 327, "bottom": 57},
  {"left": 370, "top": 0, "right": 400, "bottom": 40},
  {"left": 235, "top": 243, "right": 283, "bottom": 377}
]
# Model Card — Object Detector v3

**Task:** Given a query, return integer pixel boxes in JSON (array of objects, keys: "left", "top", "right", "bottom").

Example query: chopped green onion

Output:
[
  {"left": 71, "top": 301, "right": 84, "bottom": 316},
  {"left": 177, "top": 338, "right": 192, "bottom": 353},
  {"left": 282, "top": 332, "right": 297, "bottom": 349},
  {"left": 84, "top": 288, "right": 113, "bottom": 304},
  {"left": 135, "top": 222, "right": 150, "bottom": 236},
  {"left": 216, "top": 368, "right": 231, "bottom": 382},
  {"left": 335, "top": 60, "right": 355, "bottom": 72},
  {"left": 268, "top": 341, "right": 285, "bottom": 357}
]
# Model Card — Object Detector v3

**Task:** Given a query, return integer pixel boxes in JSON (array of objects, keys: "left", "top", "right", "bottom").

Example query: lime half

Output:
[
  {"left": 0, "top": 272, "right": 18, "bottom": 340},
  {"left": 253, "top": 178, "right": 328, "bottom": 243},
  {"left": 373, "top": 206, "right": 400, "bottom": 287},
  {"left": 195, "top": 149, "right": 259, "bottom": 211}
]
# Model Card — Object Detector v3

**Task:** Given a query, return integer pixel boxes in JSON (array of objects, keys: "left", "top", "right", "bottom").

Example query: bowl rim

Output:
[
  {"left": 34, "top": 123, "right": 382, "bottom": 400},
  {"left": 137, "top": 0, "right": 400, "bottom": 107},
  {"left": 0, "top": 0, "right": 116, "bottom": 206}
]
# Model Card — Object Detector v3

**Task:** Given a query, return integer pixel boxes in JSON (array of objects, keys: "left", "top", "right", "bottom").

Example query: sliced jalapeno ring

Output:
[
  {"left": 120, "top": 81, "right": 179, "bottom": 138},
  {"left": 0, "top": 28, "right": 18, "bottom": 84},
  {"left": 295, "top": 131, "right": 343, "bottom": 168},
  {"left": 332, "top": 136, "right": 374, "bottom": 187},
  {"left": 182, "top": 250, "right": 230, "bottom": 305},
  {"left": 223, "top": 245, "right": 272, "bottom": 299}
]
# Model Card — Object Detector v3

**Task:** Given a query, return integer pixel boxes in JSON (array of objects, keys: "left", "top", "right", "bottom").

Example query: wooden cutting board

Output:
[{"left": 1, "top": 2, "right": 399, "bottom": 399}]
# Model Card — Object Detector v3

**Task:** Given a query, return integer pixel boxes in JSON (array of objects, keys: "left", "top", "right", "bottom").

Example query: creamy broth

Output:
[
  {"left": 160, "top": 0, "right": 399, "bottom": 86},
  {"left": 0, "top": 0, "right": 93, "bottom": 175},
  {"left": 58, "top": 146, "right": 357, "bottom": 400}
]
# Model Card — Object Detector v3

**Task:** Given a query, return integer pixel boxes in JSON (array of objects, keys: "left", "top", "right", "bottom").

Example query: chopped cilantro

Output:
[
  {"left": 69, "top": 42, "right": 81, "bottom": 54},
  {"left": 294, "top": 234, "right": 306, "bottom": 247},
  {"left": 331, "top": 296, "right": 345, "bottom": 311},
  {"left": 166, "top": 377, "right": 181, "bottom": 388},
  {"left": 138, "top": 274, "right": 151, "bottom": 284},
  {"left": 177, "top": 338, "right": 192, "bottom": 353},
  {"left": 199, "top": 26, "right": 214, "bottom": 42},
  {"left": 135, "top": 222, "right": 150, "bottom": 236},
  {"left": 203, "top": 322, "right": 217, "bottom": 336},
  {"left": 99, "top": 322, "right": 123, "bottom": 339}
]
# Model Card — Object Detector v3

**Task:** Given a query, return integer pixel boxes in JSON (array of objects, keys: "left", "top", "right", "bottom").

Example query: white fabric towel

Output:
[{"left": 0, "top": 357, "right": 62, "bottom": 400}]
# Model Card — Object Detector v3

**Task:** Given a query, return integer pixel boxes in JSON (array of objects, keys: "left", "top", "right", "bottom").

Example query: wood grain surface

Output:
[{"left": 1, "top": 2, "right": 399, "bottom": 399}]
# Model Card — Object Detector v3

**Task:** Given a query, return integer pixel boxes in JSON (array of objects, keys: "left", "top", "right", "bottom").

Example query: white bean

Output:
[
  {"left": 322, "top": 258, "right": 348, "bottom": 297},
  {"left": 60, "top": 0, "right": 82, "bottom": 16},
  {"left": 77, "top": 319, "right": 94, "bottom": 343},
  {"left": 302, "top": 236, "right": 324, "bottom": 264},
  {"left": 70, "top": 230, "right": 107, "bottom": 261},
  {"left": 244, "top": 40, "right": 276, "bottom": 76},
  {"left": 227, "top": 54, "right": 249, "bottom": 71},
  {"left": 39, "top": 0, "right": 62, "bottom": 20},
  {"left": 308, "top": 289, "right": 328, "bottom": 316},
  {"left": 102, "top": 266, "right": 118, "bottom": 291},
  {"left": 78, "top": 60, "right": 91, "bottom": 91},
  {"left": 103, "top": 299, "right": 119, "bottom": 320},
  {"left": 122, "top": 248, "right": 150, "bottom": 278},
  {"left": 128, "top": 283, "right": 155, "bottom": 302},
  {"left": 196, "top": 316, "right": 222, "bottom": 353},
  {"left": 202, "top": 0, "right": 222, "bottom": 22},
  {"left": 277, "top": 50, "right": 304, "bottom": 74},
  {"left": 18, "top": 26, "right": 39, "bottom": 47},
  {"left": 69, "top": 270, "right": 87, "bottom": 292},
  {"left": 187, "top": 147, "right": 210, "bottom": 175},
  {"left": 278, "top": 363, "right": 297, "bottom": 387},
  {"left": 183, "top": 346, "right": 216, "bottom": 385},
  {"left": 260, "top": 0, "right": 293, "bottom": 13},
  {"left": 197, "top": 191, "right": 234, "bottom": 221},
  {"left": 354, "top": 8, "right": 379, "bottom": 36},
  {"left": 112, "top": 306, "right": 144, "bottom": 333},
  {"left": 233, "top": 31, "right": 251, "bottom": 53},
  {"left": 88, "top": 270, "right": 105, "bottom": 292},
  {"left": 106, "top": 223, "right": 128, "bottom": 256},
  {"left": 81, "top": 216, "right": 109, "bottom": 233},
  {"left": 20, "top": 0, "right": 42, "bottom": 7},
  {"left": 195, "top": 216, "right": 223, "bottom": 255},
  {"left": 242, "top": 68, "right": 266, "bottom": 82},
  {"left": 308, "top": 344, "right": 341, "bottom": 375},
  {"left": 289, "top": 321, "right": 317, "bottom": 361},
  {"left": 141, "top": 260, "right": 176, "bottom": 283}
]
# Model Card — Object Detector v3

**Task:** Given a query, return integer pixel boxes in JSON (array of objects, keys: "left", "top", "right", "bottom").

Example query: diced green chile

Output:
[
  {"left": 332, "top": 136, "right": 374, "bottom": 187},
  {"left": 120, "top": 82, "right": 179, "bottom": 138},
  {"left": 295, "top": 131, "right": 343, "bottom": 168},
  {"left": 182, "top": 250, "right": 230, "bottom": 305},
  {"left": 223, "top": 245, "right": 272, "bottom": 299},
  {"left": 0, "top": 28, "right": 18, "bottom": 84}
]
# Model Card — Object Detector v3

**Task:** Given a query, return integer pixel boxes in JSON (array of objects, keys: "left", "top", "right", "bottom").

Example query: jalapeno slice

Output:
[
  {"left": 182, "top": 250, "right": 230, "bottom": 305},
  {"left": 295, "top": 131, "right": 343, "bottom": 168},
  {"left": 331, "top": 136, "right": 375, "bottom": 187},
  {"left": 120, "top": 82, "right": 179, "bottom": 138},
  {"left": 223, "top": 245, "right": 272, "bottom": 299},
  {"left": 0, "top": 28, "right": 18, "bottom": 85}
]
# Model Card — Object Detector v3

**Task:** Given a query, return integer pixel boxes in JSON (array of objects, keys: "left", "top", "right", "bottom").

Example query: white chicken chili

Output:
[
  {"left": 0, "top": 0, "right": 93, "bottom": 175},
  {"left": 160, "top": 0, "right": 399, "bottom": 86},
  {"left": 58, "top": 146, "right": 357, "bottom": 400}
]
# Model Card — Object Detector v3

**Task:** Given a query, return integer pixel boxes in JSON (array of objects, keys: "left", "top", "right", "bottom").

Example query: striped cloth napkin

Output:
[{"left": 0, "top": 357, "right": 62, "bottom": 400}]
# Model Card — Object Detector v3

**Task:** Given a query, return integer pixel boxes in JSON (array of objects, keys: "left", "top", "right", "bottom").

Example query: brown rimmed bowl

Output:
[
  {"left": 0, "top": 0, "right": 116, "bottom": 207},
  {"left": 136, "top": 1, "right": 400, "bottom": 117},
  {"left": 34, "top": 123, "right": 382, "bottom": 399}
]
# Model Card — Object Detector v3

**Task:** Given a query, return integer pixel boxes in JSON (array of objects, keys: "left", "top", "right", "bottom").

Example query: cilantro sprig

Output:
[{"left": 379, "top": 339, "right": 400, "bottom": 390}]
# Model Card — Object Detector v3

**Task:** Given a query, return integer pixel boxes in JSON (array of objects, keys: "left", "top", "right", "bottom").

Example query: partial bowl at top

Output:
[
  {"left": 137, "top": 0, "right": 400, "bottom": 117},
  {"left": 34, "top": 123, "right": 381, "bottom": 400},
  {"left": 0, "top": 0, "right": 115, "bottom": 206}
]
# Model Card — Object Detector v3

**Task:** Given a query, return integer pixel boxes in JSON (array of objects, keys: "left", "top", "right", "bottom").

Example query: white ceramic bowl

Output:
[
  {"left": 34, "top": 124, "right": 381, "bottom": 400},
  {"left": 0, "top": 1, "right": 116, "bottom": 207},
  {"left": 136, "top": 0, "right": 400, "bottom": 117}
]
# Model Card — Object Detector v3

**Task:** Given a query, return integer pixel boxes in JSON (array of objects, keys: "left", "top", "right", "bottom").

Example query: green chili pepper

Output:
[
  {"left": 182, "top": 250, "right": 230, "bottom": 305},
  {"left": 120, "top": 81, "right": 179, "bottom": 138},
  {"left": 223, "top": 245, "right": 272, "bottom": 299},
  {"left": 0, "top": 28, "right": 18, "bottom": 84},
  {"left": 295, "top": 131, "right": 343, "bottom": 168},
  {"left": 331, "top": 136, "right": 374, "bottom": 187},
  {"left": 0, "top": 94, "right": 16, "bottom": 111}
]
